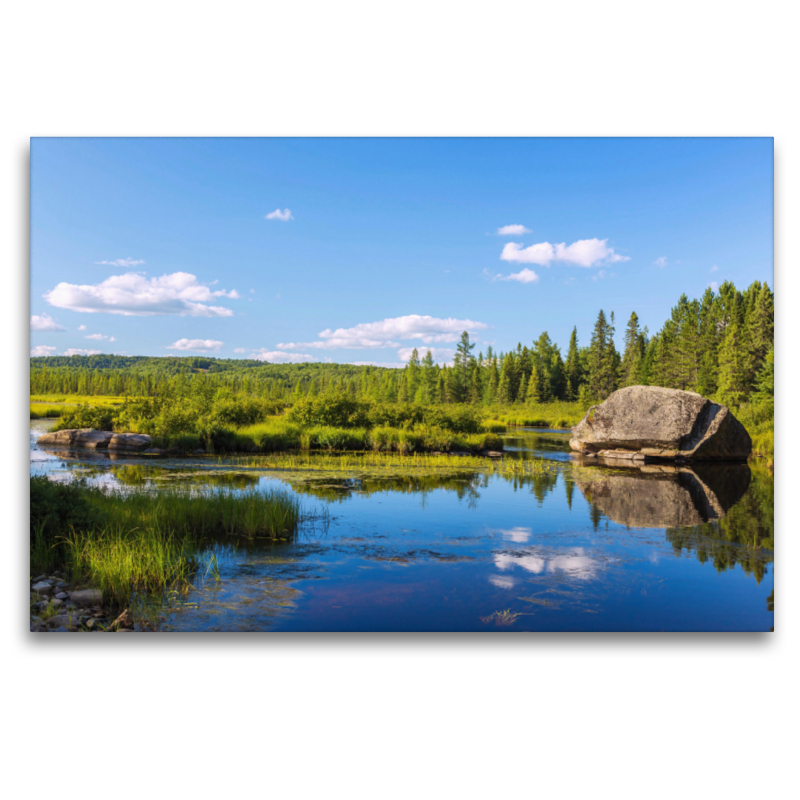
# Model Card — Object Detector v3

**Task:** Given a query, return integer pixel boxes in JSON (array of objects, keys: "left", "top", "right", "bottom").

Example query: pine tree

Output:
[
  {"left": 564, "top": 327, "right": 581, "bottom": 400},
  {"left": 717, "top": 295, "right": 748, "bottom": 406}
]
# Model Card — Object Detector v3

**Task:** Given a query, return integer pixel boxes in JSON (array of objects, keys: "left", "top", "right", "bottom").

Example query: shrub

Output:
[{"left": 52, "top": 404, "right": 115, "bottom": 432}]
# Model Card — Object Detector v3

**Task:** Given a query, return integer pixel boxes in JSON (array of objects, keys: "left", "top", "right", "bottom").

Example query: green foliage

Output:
[{"left": 52, "top": 404, "right": 115, "bottom": 432}]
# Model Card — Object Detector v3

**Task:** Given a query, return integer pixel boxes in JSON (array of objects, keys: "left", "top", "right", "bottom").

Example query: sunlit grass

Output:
[{"left": 488, "top": 402, "right": 584, "bottom": 429}]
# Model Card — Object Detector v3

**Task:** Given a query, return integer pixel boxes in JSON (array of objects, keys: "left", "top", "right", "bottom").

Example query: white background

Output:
[{"left": 3, "top": 2, "right": 797, "bottom": 798}]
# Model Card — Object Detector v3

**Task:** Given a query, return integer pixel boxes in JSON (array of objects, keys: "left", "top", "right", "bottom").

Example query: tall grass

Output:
[
  {"left": 30, "top": 476, "right": 303, "bottom": 610},
  {"left": 488, "top": 401, "right": 584, "bottom": 429},
  {"left": 30, "top": 403, "right": 65, "bottom": 419}
]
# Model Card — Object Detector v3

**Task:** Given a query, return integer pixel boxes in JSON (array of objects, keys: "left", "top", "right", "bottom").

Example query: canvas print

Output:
[{"left": 29, "top": 138, "right": 774, "bottom": 632}]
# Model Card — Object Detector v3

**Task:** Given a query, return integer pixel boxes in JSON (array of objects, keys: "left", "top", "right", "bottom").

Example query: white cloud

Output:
[
  {"left": 654, "top": 256, "right": 667, "bottom": 268},
  {"left": 397, "top": 346, "right": 454, "bottom": 363},
  {"left": 85, "top": 333, "right": 116, "bottom": 341},
  {"left": 349, "top": 361, "right": 405, "bottom": 369},
  {"left": 95, "top": 258, "right": 145, "bottom": 267},
  {"left": 234, "top": 348, "right": 246, "bottom": 354},
  {"left": 500, "top": 237, "right": 628, "bottom": 267},
  {"left": 497, "top": 224, "right": 531, "bottom": 236},
  {"left": 497, "top": 268, "right": 540, "bottom": 284},
  {"left": 249, "top": 350, "right": 315, "bottom": 363},
  {"left": 265, "top": 208, "right": 293, "bottom": 221},
  {"left": 167, "top": 338, "right": 224, "bottom": 352},
  {"left": 78, "top": 325, "right": 86, "bottom": 331},
  {"left": 591, "top": 269, "right": 608, "bottom": 282},
  {"left": 30, "top": 345, "right": 57, "bottom": 356},
  {"left": 64, "top": 348, "right": 102, "bottom": 356},
  {"left": 30, "top": 313, "right": 65, "bottom": 331},
  {"left": 43, "top": 272, "right": 238, "bottom": 317},
  {"left": 278, "top": 314, "right": 490, "bottom": 351},
  {"left": 710, "top": 265, "right": 719, "bottom": 273},
  {"left": 709, "top": 281, "right": 719, "bottom": 291}
]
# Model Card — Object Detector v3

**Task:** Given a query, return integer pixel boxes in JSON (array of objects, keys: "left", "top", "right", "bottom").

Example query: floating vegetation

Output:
[{"left": 480, "top": 609, "right": 529, "bottom": 626}]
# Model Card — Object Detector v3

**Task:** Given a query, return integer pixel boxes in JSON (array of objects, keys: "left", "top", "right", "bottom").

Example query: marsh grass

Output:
[
  {"left": 30, "top": 403, "right": 65, "bottom": 419},
  {"left": 489, "top": 402, "right": 584, "bottom": 429},
  {"left": 31, "top": 476, "right": 304, "bottom": 610}
]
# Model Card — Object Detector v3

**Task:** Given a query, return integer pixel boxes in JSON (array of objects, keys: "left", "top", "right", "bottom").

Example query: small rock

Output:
[
  {"left": 32, "top": 581, "right": 54, "bottom": 595},
  {"left": 192, "top": 448, "right": 206, "bottom": 455},
  {"left": 31, "top": 615, "right": 44, "bottom": 626},
  {"left": 55, "top": 592, "right": 68, "bottom": 600},
  {"left": 70, "top": 589, "right": 102, "bottom": 607},
  {"left": 50, "top": 598, "right": 64, "bottom": 607},
  {"left": 47, "top": 614, "right": 83, "bottom": 630},
  {"left": 32, "top": 574, "right": 47, "bottom": 583},
  {"left": 36, "top": 600, "right": 49, "bottom": 610}
]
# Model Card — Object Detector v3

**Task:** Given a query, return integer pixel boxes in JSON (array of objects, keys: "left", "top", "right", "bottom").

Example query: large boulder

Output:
[
  {"left": 570, "top": 386, "right": 751, "bottom": 461},
  {"left": 37, "top": 428, "right": 152, "bottom": 452}
]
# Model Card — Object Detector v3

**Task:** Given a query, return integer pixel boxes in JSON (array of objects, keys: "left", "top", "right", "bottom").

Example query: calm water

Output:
[{"left": 30, "top": 421, "right": 774, "bottom": 632}]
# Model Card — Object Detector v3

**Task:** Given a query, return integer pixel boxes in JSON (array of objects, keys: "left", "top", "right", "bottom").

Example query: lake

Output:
[{"left": 30, "top": 421, "right": 774, "bottom": 632}]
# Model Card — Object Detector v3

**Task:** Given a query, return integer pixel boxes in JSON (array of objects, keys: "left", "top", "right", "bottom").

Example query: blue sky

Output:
[{"left": 30, "top": 137, "right": 773, "bottom": 365}]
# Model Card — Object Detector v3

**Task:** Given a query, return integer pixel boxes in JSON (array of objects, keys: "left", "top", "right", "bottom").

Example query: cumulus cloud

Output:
[
  {"left": 249, "top": 350, "right": 315, "bottom": 363},
  {"left": 349, "top": 361, "right": 405, "bottom": 369},
  {"left": 397, "top": 346, "right": 454, "bottom": 363},
  {"left": 167, "top": 338, "right": 224, "bottom": 352},
  {"left": 265, "top": 208, "right": 293, "bottom": 221},
  {"left": 85, "top": 333, "right": 116, "bottom": 341},
  {"left": 278, "top": 314, "right": 490, "bottom": 351},
  {"left": 31, "top": 313, "right": 66, "bottom": 331},
  {"left": 78, "top": 325, "right": 86, "bottom": 331},
  {"left": 709, "top": 281, "right": 719, "bottom": 292},
  {"left": 43, "top": 272, "right": 238, "bottom": 317},
  {"left": 654, "top": 256, "right": 667, "bottom": 268},
  {"left": 30, "top": 345, "right": 57, "bottom": 356},
  {"left": 495, "top": 268, "right": 539, "bottom": 284},
  {"left": 64, "top": 348, "right": 102, "bottom": 357},
  {"left": 233, "top": 348, "right": 246, "bottom": 354},
  {"left": 497, "top": 224, "right": 531, "bottom": 236},
  {"left": 500, "top": 237, "right": 628, "bottom": 267},
  {"left": 95, "top": 258, "right": 145, "bottom": 267}
]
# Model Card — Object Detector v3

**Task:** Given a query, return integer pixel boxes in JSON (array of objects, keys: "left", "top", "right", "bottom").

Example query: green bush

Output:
[{"left": 52, "top": 404, "right": 115, "bottom": 432}]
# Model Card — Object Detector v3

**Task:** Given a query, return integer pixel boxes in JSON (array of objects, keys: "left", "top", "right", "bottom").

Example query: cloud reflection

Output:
[
  {"left": 493, "top": 548, "right": 598, "bottom": 581},
  {"left": 494, "top": 527, "right": 533, "bottom": 543}
]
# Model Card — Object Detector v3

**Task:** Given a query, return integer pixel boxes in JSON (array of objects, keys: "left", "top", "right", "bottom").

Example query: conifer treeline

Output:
[{"left": 30, "top": 280, "right": 773, "bottom": 407}]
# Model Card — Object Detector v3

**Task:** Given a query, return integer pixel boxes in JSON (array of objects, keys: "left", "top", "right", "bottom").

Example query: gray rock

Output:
[
  {"left": 107, "top": 433, "right": 152, "bottom": 452},
  {"left": 50, "top": 598, "right": 64, "bottom": 607},
  {"left": 32, "top": 574, "right": 47, "bottom": 583},
  {"left": 70, "top": 589, "right": 103, "bottom": 606},
  {"left": 37, "top": 428, "right": 152, "bottom": 452},
  {"left": 570, "top": 386, "right": 752, "bottom": 461},
  {"left": 480, "top": 450, "right": 504, "bottom": 458},
  {"left": 32, "top": 581, "right": 54, "bottom": 595},
  {"left": 47, "top": 614, "right": 84, "bottom": 630},
  {"left": 55, "top": 592, "right": 68, "bottom": 600}
]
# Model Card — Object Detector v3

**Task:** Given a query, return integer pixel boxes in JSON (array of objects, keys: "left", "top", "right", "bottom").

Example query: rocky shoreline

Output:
[{"left": 30, "top": 574, "right": 134, "bottom": 632}]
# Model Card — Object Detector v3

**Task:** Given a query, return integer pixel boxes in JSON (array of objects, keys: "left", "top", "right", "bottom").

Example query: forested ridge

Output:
[{"left": 31, "top": 280, "right": 774, "bottom": 409}]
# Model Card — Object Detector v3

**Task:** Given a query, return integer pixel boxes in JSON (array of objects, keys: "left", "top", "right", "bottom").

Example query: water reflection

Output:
[
  {"left": 572, "top": 459, "right": 751, "bottom": 528},
  {"left": 493, "top": 549, "right": 598, "bottom": 580}
]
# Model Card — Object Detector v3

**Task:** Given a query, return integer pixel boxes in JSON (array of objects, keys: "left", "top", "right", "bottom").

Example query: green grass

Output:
[
  {"left": 488, "top": 402, "right": 584, "bottom": 429},
  {"left": 30, "top": 403, "right": 65, "bottom": 419},
  {"left": 30, "top": 394, "right": 128, "bottom": 406},
  {"left": 30, "top": 476, "right": 303, "bottom": 610}
]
